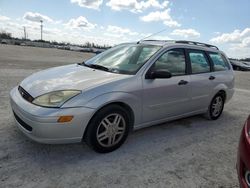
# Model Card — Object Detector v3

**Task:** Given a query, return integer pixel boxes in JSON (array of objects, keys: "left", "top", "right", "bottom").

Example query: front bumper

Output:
[
  {"left": 10, "top": 86, "right": 95, "bottom": 144},
  {"left": 237, "top": 121, "right": 250, "bottom": 188}
]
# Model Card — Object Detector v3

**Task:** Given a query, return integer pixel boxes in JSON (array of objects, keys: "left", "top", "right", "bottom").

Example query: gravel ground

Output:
[{"left": 0, "top": 44, "right": 249, "bottom": 188}]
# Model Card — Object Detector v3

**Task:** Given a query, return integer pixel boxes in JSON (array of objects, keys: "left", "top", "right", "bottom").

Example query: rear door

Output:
[
  {"left": 187, "top": 49, "right": 214, "bottom": 111},
  {"left": 206, "top": 52, "right": 234, "bottom": 94}
]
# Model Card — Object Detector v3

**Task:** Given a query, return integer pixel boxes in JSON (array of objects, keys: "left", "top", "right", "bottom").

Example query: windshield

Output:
[{"left": 84, "top": 44, "right": 161, "bottom": 75}]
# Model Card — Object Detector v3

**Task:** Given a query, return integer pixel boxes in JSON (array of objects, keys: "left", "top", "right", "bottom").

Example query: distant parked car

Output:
[
  {"left": 10, "top": 40, "right": 235, "bottom": 153},
  {"left": 237, "top": 115, "right": 250, "bottom": 188},
  {"left": 14, "top": 41, "right": 21, "bottom": 45},
  {"left": 230, "top": 60, "right": 250, "bottom": 71},
  {"left": 57, "top": 45, "right": 70, "bottom": 50},
  {"left": 94, "top": 49, "right": 106, "bottom": 54},
  {"left": 1, "top": 39, "right": 7, "bottom": 44}
]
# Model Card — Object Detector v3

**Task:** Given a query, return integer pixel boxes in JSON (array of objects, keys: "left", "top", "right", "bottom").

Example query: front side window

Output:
[
  {"left": 152, "top": 49, "right": 186, "bottom": 76},
  {"left": 188, "top": 51, "right": 210, "bottom": 74},
  {"left": 208, "top": 53, "right": 230, "bottom": 71},
  {"left": 84, "top": 44, "right": 161, "bottom": 75}
]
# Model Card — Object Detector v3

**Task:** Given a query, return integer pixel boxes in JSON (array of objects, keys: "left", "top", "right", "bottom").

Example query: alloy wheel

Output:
[
  {"left": 211, "top": 96, "right": 223, "bottom": 117},
  {"left": 96, "top": 113, "right": 126, "bottom": 147}
]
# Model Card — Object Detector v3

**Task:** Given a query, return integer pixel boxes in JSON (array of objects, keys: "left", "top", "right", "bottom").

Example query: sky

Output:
[{"left": 0, "top": 0, "right": 249, "bottom": 58}]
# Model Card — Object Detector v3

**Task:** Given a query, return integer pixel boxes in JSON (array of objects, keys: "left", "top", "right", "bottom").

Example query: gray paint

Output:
[{"left": 10, "top": 42, "right": 235, "bottom": 144}]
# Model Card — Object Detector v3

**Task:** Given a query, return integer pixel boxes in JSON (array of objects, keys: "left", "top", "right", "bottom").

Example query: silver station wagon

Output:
[{"left": 10, "top": 40, "right": 235, "bottom": 153}]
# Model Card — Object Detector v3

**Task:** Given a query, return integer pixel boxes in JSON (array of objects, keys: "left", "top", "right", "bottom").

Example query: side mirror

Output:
[{"left": 145, "top": 70, "right": 172, "bottom": 79}]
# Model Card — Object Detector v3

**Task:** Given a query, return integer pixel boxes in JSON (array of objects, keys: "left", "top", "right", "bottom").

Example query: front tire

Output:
[
  {"left": 85, "top": 105, "right": 130, "bottom": 153},
  {"left": 205, "top": 94, "right": 225, "bottom": 120}
]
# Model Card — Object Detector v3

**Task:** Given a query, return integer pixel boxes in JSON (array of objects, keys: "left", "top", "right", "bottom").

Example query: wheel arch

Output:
[
  {"left": 82, "top": 101, "right": 135, "bottom": 140},
  {"left": 217, "top": 90, "right": 227, "bottom": 101},
  {"left": 205, "top": 89, "right": 226, "bottom": 120},
  {"left": 212, "top": 83, "right": 228, "bottom": 102}
]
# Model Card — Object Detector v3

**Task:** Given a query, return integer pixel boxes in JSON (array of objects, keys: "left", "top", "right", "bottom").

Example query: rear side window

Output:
[
  {"left": 188, "top": 51, "right": 210, "bottom": 74},
  {"left": 153, "top": 49, "right": 186, "bottom": 76},
  {"left": 208, "top": 53, "right": 230, "bottom": 71}
]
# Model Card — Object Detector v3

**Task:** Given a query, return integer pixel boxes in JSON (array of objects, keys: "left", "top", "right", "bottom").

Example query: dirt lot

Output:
[{"left": 0, "top": 44, "right": 249, "bottom": 188}]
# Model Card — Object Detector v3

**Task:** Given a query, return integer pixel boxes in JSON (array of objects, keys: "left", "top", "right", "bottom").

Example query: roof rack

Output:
[
  {"left": 140, "top": 40, "right": 219, "bottom": 50},
  {"left": 175, "top": 40, "right": 219, "bottom": 50},
  {"left": 140, "top": 39, "right": 173, "bottom": 43}
]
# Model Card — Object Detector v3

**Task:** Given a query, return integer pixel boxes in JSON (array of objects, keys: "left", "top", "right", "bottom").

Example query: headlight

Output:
[{"left": 32, "top": 90, "right": 81, "bottom": 107}]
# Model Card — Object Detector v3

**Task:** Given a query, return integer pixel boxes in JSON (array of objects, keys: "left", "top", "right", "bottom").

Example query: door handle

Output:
[
  {"left": 209, "top": 76, "right": 216, "bottom": 80},
  {"left": 178, "top": 80, "right": 188, "bottom": 85}
]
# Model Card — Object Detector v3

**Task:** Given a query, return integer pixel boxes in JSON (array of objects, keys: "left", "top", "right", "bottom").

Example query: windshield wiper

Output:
[
  {"left": 84, "top": 63, "right": 110, "bottom": 72},
  {"left": 77, "top": 61, "right": 85, "bottom": 66},
  {"left": 79, "top": 61, "right": 111, "bottom": 72}
]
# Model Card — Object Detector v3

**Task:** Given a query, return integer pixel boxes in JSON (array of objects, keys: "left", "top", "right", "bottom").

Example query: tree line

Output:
[{"left": 0, "top": 30, "right": 111, "bottom": 49}]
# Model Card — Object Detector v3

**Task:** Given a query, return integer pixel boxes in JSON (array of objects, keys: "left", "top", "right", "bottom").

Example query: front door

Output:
[{"left": 142, "top": 48, "right": 191, "bottom": 123}]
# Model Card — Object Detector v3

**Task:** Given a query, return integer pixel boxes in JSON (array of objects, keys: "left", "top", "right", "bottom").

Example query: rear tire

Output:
[
  {"left": 85, "top": 105, "right": 130, "bottom": 153},
  {"left": 205, "top": 93, "right": 225, "bottom": 120}
]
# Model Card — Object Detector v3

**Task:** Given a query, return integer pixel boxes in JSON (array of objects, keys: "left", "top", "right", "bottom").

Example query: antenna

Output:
[{"left": 137, "top": 28, "right": 167, "bottom": 44}]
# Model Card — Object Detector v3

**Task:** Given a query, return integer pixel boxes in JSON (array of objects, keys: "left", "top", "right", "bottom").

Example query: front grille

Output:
[
  {"left": 13, "top": 112, "right": 33, "bottom": 132},
  {"left": 18, "top": 86, "right": 34, "bottom": 102}
]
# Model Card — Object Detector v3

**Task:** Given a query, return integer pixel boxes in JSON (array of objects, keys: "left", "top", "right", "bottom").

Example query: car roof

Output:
[{"left": 138, "top": 40, "right": 220, "bottom": 53}]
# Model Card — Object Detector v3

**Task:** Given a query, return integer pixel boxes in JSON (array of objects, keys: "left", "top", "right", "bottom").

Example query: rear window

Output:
[
  {"left": 208, "top": 53, "right": 230, "bottom": 71},
  {"left": 188, "top": 51, "right": 210, "bottom": 74}
]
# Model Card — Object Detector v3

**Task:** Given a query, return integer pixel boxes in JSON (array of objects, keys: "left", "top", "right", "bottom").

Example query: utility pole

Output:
[
  {"left": 23, "top": 26, "right": 26, "bottom": 40},
  {"left": 40, "top": 20, "right": 43, "bottom": 41}
]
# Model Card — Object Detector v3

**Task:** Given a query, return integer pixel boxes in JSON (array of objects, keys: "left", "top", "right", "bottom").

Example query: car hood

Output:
[
  {"left": 242, "top": 62, "right": 250, "bottom": 67},
  {"left": 231, "top": 60, "right": 250, "bottom": 67},
  {"left": 20, "top": 64, "right": 130, "bottom": 97}
]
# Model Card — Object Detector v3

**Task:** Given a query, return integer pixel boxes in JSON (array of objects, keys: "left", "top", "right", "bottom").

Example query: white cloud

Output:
[
  {"left": 226, "top": 45, "right": 250, "bottom": 59},
  {"left": 0, "top": 15, "right": 10, "bottom": 21},
  {"left": 6, "top": 21, "right": 21, "bottom": 28},
  {"left": 65, "top": 16, "right": 96, "bottom": 30},
  {"left": 140, "top": 9, "right": 180, "bottom": 27},
  {"left": 106, "top": 0, "right": 169, "bottom": 13},
  {"left": 106, "top": 25, "right": 138, "bottom": 36},
  {"left": 71, "top": 0, "right": 103, "bottom": 10},
  {"left": 0, "top": 16, "right": 113, "bottom": 45},
  {"left": 146, "top": 35, "right": 172, "bottom": 40},
  {"left": 241, "top": 37, "right": 250, "bottom": 47},
  {"left": 41, "top": 28, "right": 61, "bottom": 35},
  {"left": 23, "top": 12, "right": 53, "bottom": 23},
  {"left": 209, "top": 28, "right": 250, "bottom": 58},
  {"left": 210, "top": 28, "right": 250, "bottom": 44},
  {"left": 171, "top": 29, "right": 200, "bottom": 38}
]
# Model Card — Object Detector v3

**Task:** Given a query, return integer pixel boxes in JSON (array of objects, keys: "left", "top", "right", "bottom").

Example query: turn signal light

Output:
[{"left": 57, "top": 116, "right": 74, "bottom": 123}]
